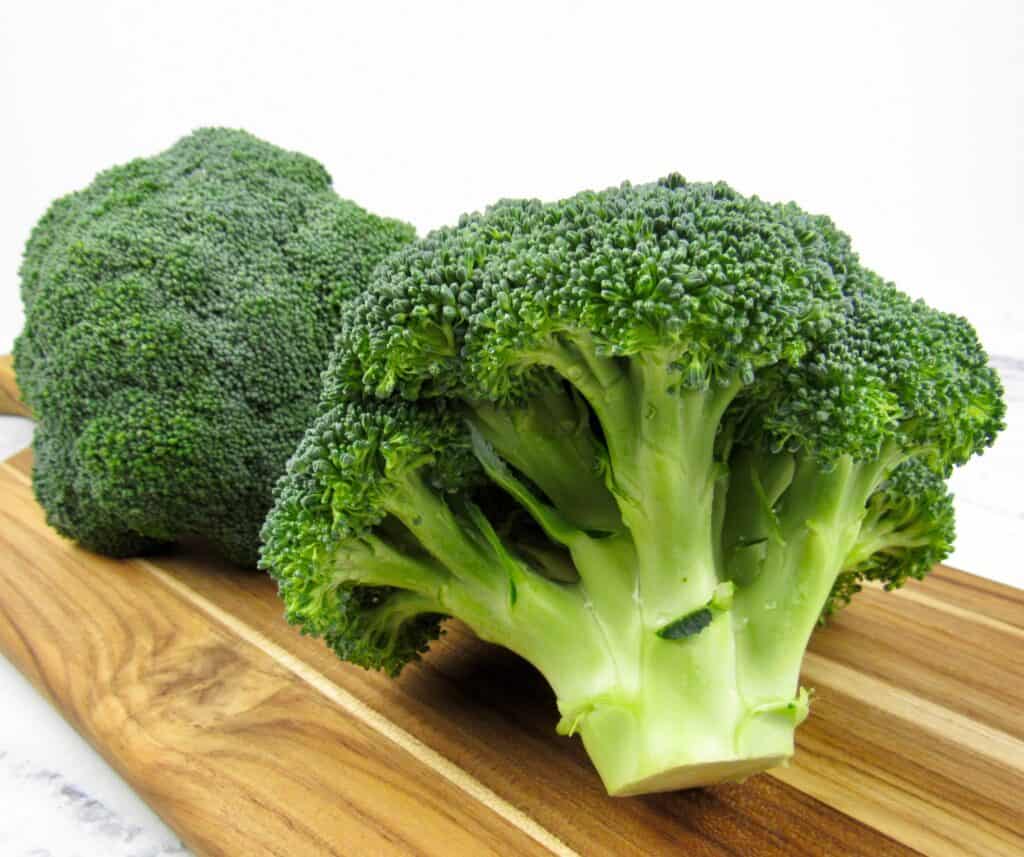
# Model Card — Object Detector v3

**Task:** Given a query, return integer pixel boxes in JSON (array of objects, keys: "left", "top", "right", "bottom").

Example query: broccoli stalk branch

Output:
[
  {"left": 727, "top": 449, "right": 897, "bottom": 704},
  {"left": 374, "top": 468, "right": 624, "bottom": 707}
]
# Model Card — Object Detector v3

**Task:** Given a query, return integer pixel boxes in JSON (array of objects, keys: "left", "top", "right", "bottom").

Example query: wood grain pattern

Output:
[
  {"left": 0, "top": 457, "right": 558, "bottom": 857},
  {"left": 1, "top": 444, "right": 1022, "bottom": 854},
  {"left": 0, "top": 353, "right": 31, "bottom": 418}
]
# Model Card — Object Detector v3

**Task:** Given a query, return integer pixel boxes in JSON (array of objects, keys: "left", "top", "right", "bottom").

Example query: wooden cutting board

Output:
[{"left": 0, "top": 354, "right": 1022, "bottom": 856}]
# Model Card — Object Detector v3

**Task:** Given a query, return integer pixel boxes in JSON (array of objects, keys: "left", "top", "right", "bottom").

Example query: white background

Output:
[{"left": 0, "top": 3, "right": 1021, "bottom": 851}]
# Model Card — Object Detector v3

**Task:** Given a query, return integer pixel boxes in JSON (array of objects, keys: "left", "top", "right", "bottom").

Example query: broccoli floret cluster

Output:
[
  {"left": 259, "top": 174, "right": 1001, "bottom": 794},
  {"left": 15, "top": 128, "right": 415, "bottom": 565}
]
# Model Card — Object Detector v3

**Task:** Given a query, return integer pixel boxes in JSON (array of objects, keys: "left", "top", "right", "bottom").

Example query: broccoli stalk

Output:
[
  {"left": 464, "top": 368, "right": 882, "bottom": 792},
  {"left": 263, "top": 176, "right": 1004, "bottom": 794},
  {"left": 723, "top": 451, "right": 890, "bottom": 713}
]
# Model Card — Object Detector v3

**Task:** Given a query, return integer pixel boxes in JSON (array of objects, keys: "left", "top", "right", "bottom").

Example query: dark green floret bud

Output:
[{"left": 15, "top": 128, "right": 415, "bottom": 565}]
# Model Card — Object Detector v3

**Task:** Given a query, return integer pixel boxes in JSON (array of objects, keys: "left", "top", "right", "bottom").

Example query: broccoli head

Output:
[
  {"left": 262, "top": 176, "right": 1004, "bottom": 794},
  {"left": 15, "top": 128, "right": 415, "bottom": 565}
]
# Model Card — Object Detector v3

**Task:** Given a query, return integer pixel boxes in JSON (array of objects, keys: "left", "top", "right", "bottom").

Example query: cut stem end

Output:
[{"left": 607, "top": 753, "right": 791, "bottom": 796}]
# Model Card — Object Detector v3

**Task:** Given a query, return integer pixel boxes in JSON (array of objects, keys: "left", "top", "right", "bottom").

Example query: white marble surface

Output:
[{"left": 0, "top": 658, "right": 189, "bottom": 857}]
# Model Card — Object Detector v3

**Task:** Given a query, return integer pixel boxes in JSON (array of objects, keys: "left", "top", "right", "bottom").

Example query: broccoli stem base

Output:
[
  {"left": 534, "top": 605, "right": 809, "bottom": 796},
  {"left": 589, "top": 746, "right": 792, "bottom": 797},
  {"left": 559, "top": 660, "right": 804, "bottom": 795},
  {"left": 575, "top": 695, "right": 799, "bottom": 796}
]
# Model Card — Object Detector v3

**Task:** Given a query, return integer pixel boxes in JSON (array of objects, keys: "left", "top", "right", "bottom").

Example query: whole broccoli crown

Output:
[
  {"left": 332, "top": 174, "right": 859, "bottom": 401},
  {"left": 15, "top": 128, "right": 415, "bottom": 565},
  {"left": 261, "top": 397, "right": 475, "bottom": 672},
  {"left": 263, "top": 175, "right": 1006, "bottom": 785}
]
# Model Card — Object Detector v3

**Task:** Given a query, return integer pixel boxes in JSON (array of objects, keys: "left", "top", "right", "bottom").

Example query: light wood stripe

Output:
[
  {"left": 869, "top": 580, "right": 1024, "bottom": 639},
  {"left": 4, "top": 460, "right": 30, "bottom": 486},
  {"left": 800, "top": 651, "right": 1024, "bottom": 769},
  {"left": 0, "top": 354, "right": 31, "bottom": 419},
  {"left": 136, "top": 557, "right": 580, "bottom": 857},
  {"left": 768, "top": 751, "right": 1015, "bottom": 857}
]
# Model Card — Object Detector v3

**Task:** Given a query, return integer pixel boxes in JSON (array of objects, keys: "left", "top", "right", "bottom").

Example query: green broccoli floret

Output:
[
  {"left": 261, "top": 175, "right": 1004, "bottom": 795},
  {"left": 15, "top": 128, "right": 415, "bottom": 565}
]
